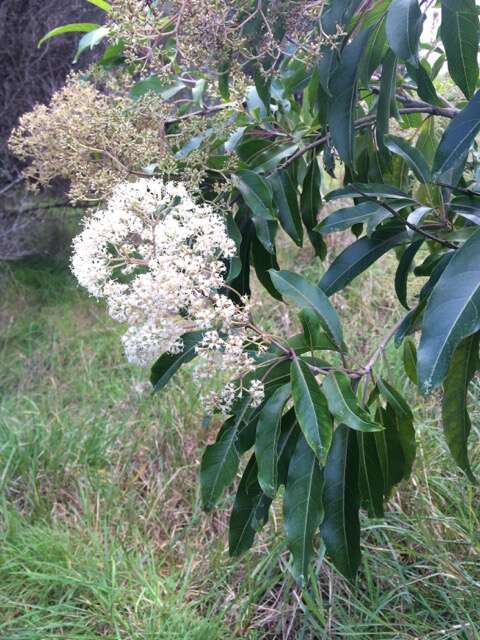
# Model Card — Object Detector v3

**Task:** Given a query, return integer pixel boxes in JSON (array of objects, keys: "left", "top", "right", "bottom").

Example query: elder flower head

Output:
[{"left": 71, "top": 177, "right": 266, "bottom": 413}]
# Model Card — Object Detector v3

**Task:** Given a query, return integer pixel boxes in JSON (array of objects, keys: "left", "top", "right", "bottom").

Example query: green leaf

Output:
[
  {"left": 252, "top": 234, "right": 281, "bottom": 300},
  {"left": 358, "top": 431, "right": 384, "bottom": 518},
  {"left": 277, "top": 409, "right": 301, "bottom": 486},
  {"left": 403, "top": 337, "right": 418, "bottom": 384},
  {"left": 326, "top": 183, "right": 413, "bottom": 201},
  {"left": 228, "top": 213, "right": 253, "bottom": 299},
  {"left": 218, "top": 60, "right": 231, "bottom": 101},
  {"left": 378, "top": 378, "right": 413, "bottom": 420},
  {"left": 360, "top": 16, "right": 388, "bottom": 85},
  {"left": 233, "top": 170, "right": 275, "bottom": 221},
  {"left": 254, "top": 144, "right": 300, "bottom": 174},
  {"left": 38, "top": 23, "right": 100, "bottom": 47},
  {"left": 291, "top": 359, "right": 333, "bottom": 463},
  {"left": 86, "top": 0, "right": 112, "bottom": 10},
  {"left": 440, "top": 0, "right": 479, "bottom": 99},
  {"left": 283, "top": 434, "right": 324, "bottom": 586},
  {"left": 130, "top": 77, "right": 185, "bottom": 100},
  {"left": 322, "top": 372, "right": 383, "bottom": 432},
  {"left": 299, "top": 309, "right": 338, "bottom": 354},
  {"left": 433, "top": 91, "right": 480, "bottom": 181},
  {"left": 300, "top": 158, "right": 322, "bottom": 229},
  {"left": 316, "top": 202, "right": 390, "bottom": 234},
  {"left": 322, "top": 425, "right": 361, "bottom": 581},
  {"left": 74, "top": 26, "right": 109, "bottom": 62},
  {"left": 229, "top": 455, "right": 272, "bottom": 556},
  {"left": 99, "top": 42, "right": 124, "bottom": 66},
  {"left": 407, "top": 61, "right": 444, "bottom": 107},
  {"left": 386, "top": 0, "right": 424, "bottom": 66},
  {"left": 201, "top": 397, "right": 253, "bottom": 511},
  {"left": 301, "top": 160, "right": 326, "bottom": 257},
  {"left": 255, "top": 384, "right": 292, "bottom": 498},
  {"left": 270, "top": 171, "right": 304, "bottom": 246},
  {"left": 321, "top": 0, "right": 363, "bottom": 33},
  {"left": 328, "top": 29, "right": 371, "bottom": 166},
  {"left": 375, "top": 405, "right": 407, "bottom": 495},
  {"left": 395, "top": 240, "right": 423, "bottom": 309},
  {"left": 319, "top": 231, "right": 407, "bottom": 296},
  {"left": 378, "top": 380, "right": 416, "bottom": 477},
  {"left": 376, "top": 50, "right": 398, "bottom": 151},
  {"left": 192, "top": 78, "right": 207, "bottom": 107},
  {"left": 252, "top": 218, "right": 277, "bottom": 255},
  {"left": 418, "top": 228, "right": 480, "bottom": 393},
  {"left": 269, "top": 270, "right": 343, "bottom": 347},
  {"left": 150, "top": 331, "right": 204, "bottom": 392},
  {"left": 384, "top": 135, "right": 431, "bottom": 184},
  {"left": 442, "top": 334, "right": 479, "bottom": 482}
]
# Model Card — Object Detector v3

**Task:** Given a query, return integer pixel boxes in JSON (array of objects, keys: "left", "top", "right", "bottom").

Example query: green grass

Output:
[{"left": 0, "top": 256, "right": 479, "bottom": 639}]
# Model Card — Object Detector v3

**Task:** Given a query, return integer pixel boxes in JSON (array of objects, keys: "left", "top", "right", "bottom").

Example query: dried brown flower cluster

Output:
[
  {"left": 9, "top": 74, "right": 172, "bottom": 202},
  {"left": 108, "top": 0, "right": 327, "bottom": 74}
]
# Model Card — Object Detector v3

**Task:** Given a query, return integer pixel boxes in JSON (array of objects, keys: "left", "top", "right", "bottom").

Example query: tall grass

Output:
[{"left": 0, "top": 256, "right": 479, "bottom": 639}]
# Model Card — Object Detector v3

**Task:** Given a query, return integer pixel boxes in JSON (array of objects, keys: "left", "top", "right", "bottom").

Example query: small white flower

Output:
[
  {"left": 71, "top": 177, "right": 267, "bottom": 413},
  {"left": 247, "top": 379, "right": 265, "bottom": 408}
]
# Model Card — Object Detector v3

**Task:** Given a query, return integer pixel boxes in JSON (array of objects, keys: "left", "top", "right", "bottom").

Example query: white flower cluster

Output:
[{"left": 71, "top": 178, "right": 265, "bottom": 413}]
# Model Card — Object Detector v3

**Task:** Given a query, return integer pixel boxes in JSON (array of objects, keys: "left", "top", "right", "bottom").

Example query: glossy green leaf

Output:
[
  {"left": 384, "top": 135, "right": 431, "bottom": 183},
  {"left": 150, "top": 331, "right": 204, "bottom": 392},
  {"left": 407, "top": 61, "right": 443, "bottom": 107},
  {"left": 361, "top": 16, "right": 388, "bottom": 85},
  {"left": 252, "top": 234, "right": 281, "bottom": 300},
  {"left": 403, "top": 337, "right": 418, "bottom": 384},
  {"left": 376, "top": 50, "right": 398, "bottom": 151},
  {"left": 418, "top": 228, "right": 480, "bottom": 393},
  {"left": 229, "top": 456, "right": 272, "bottom": 556},
  {"left": 283, "top": 434, "right": 324, "bottom": 586},
  {"left": 299, "top": 309, "right": 338, "bottom": 354},
  {"left": 269, "top": 270, "right": 343, "bottom": 346},
  {"left": 38, "top": 23, "right": 100, "bottom": 47},
  {"left": 74, "top": 26, "right": 109, "bottom": 61},
  {"left": 321, "top": 0, "right": 363, "bottom": 34},
  {"left": 253, "top": 143, "right": 300, "bottom": 174},
  {"left": 378, "top": 380, "right": 416, "bottom": 477},
  {"left": 319, "top": 231, "right": 407, "bottom": 296},
  {"left": 86, "top": 0, "right": 112, "bottom": 10},
  {"left": 316, "top": 202, "right": 389, "bottom": 234},
  {"left": 277, "top": 409, "right": 301, "bottom": 486},
  {"left": 326, "top": 183, "right": 413, "bottom": 202},
  {"left": 291, "top": 359, "right": 333, "bottom": 463},
  {"left": 301, "top": 160, "right": 326, "bottom": 257},
  {"left": 442, "top": 334, "right": 479, "bottom": 482},
  {"left": 322, "top": 372, "right": 383, "bottom": 432},
  {"left": 201, "top": 397, "right": 253, "bottom": 511},
  {"left": 378, "top": 378, "right": 413, "bottom": 420},
  {"left": 433, "top": 91, "right": 480, "bottom": 181},
  {"left": 255, "top": 384, "right": 292, "bottom": 497},
  {"left": 440, "top": 0, "right": 479, "bottom": 99},
  {"left": 395, "top": 240, "right": 423, "bottom": 309},
  {"left": 358, "top": 431, "right": 384, "bottom": 518},
  {"left": 328, "top": 29, "right": 371, "bottom": 166},
  {"left": 233, "top": 170, "right": 275, "bottom": 221},
  {"left": 218, "top": 61, "right": 231, "bottom": 100},
  {"left": 130, "top": 77, "right": 185, "bottom": 100},
  {"left": 375, "top": 405, "right": 407, "bottom": 495},
  {"left": 228, "top": 214, "right": 253, "bottom": 299},
  {"left": 301, "top": 159, "right": 321, "bottom": 229},
  {"left": 270, "top": 171, "right": 304, "bottom": 246},
  {"left": 322, "top": 425, "right": 361, "bottom": 581},
  {"left": 386, "top": 0, "right": 423, "bottom": 66}
]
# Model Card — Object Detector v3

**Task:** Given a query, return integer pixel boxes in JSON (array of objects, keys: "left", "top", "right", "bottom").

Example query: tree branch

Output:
[
  {"left": 351, "top": 186, "right": 458, "bottom": 250},
  {"left": 275, "top": 101, "right": 458, "bottom": 172}
]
